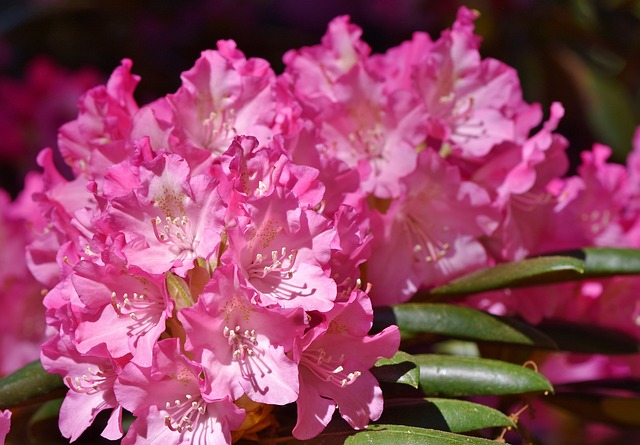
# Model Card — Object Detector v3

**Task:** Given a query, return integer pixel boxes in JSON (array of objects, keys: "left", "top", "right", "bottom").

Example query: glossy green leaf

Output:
[
  {"left": 581, "top": 247, "right": 640, "bottom": 276},
  {"left": 379, "top": 397, "right": 515, "bottom": 433},
  {"left": 0, "top": 360, "right": 65, "bottom": 409},
  {"left": 345, "top": 425, "right": 508, "bottom": 444},
  {"left": 416, "top": 354, "right": 553, "bottom": 397},
  {"left": 375, "top": 304, "right": 556, "bottom": 349},
  {"left": 372, "top": 351, "right": 420, "bottom": 388},
  {"left": 536, "top": 319, "right": 639, "bottom": 354},
  {"left": 280, "top": 424, "right": 509, "bottom": 444},
  {"left": 423, "top": 248, "right": 640, "bottom": 299},
  {"left": 426, "top": 256, "right": 585, "bottom": 299}
]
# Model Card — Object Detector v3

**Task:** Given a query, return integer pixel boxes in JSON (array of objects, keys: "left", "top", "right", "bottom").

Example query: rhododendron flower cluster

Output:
[{"left": 8, "top": 5, "right": 637, "bottom": 444}]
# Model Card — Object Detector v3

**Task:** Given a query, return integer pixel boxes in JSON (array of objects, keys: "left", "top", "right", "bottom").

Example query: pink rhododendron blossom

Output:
[
  {"left": 543, "top": 143, "right": 632, "bottom": 251},
  {"left": 0, "top": 409, "right": 10, "bottom": 444},
  {"left": 366, "top": 149, "right": 499, "bottom": 304},
  {"left": 104, "top": 151, "right": 226, "bottom": 276},
  {"left": 293, "top": 288, "right": 400, "bottom": 439},
  {"left": 180, "top": 265, "right": 306, "bottom": 405},
  {"left": 58, "top": 59, "right": 139, "bottom": 179},
  {"left": 115, "top": 339, "right": 245, "bottom": 445},
  {"left": 41, "top": 331, "right": 125, "bottom": 441},
  {"left": 224, "top": 185, "right": 337, "bottom": 311},
  {"left": 284, "top": 16, "right": 427, "bottom": 199},
  {"left": 71, "top": 262, "right": 173, "bottom": 366},
  {"left": 0, "top": 188, "right": 46, "bottom": 375}
]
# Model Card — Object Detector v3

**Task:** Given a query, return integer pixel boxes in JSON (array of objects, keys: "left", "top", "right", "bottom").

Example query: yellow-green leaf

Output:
[
  {"left": 426, "top": 256, "right": 584, "bottom": 299},
  {"left": 372, "top": 351, "right": 420, "bottom": 388},
  {"left": 0, "top": 360, "right": 65, "bottom": 410}
]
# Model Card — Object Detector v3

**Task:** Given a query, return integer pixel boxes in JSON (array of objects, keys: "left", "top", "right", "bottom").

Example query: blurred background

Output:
[{"left": 1, "top": 0, "right": 640, "bottom": 198}]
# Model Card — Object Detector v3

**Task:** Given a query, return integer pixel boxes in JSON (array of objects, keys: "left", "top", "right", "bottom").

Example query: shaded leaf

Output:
[
  {"left": 379, "top": 397, "right": 515, "bottom": 433},
  {"left": 0, "top": 360, "right": 65, "bottom": 409},
  {"left": 26, "top": 399, "right": 67, "bottom": 445},
  {"left": 27, "top": 398, "right": 63, "bottom": 427},
  {"left": 375, "top": 304, "right": 556, "bottom": 349},
  {"left": 536, "top": 319, "right": 639, "bottom": 354},
  {"left": 555, "top": 377, "right": 640, "bottom": 395},
  {"left": 426, "top": 256, "right": 584, "bottom": 299},
  {"left": 372, "top": 351, "right": 420, "bottom": 388},
  {"left": 545, "top": 392, "right": 640, "bottom": 428},
  {"left": 416, "top": 354, "right": 553, "bottom": 397}
]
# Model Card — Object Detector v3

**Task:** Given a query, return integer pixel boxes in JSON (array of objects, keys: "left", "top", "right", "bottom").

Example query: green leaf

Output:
[
  {"left": 344, "top": 425, "right": 508, "bottom": 444},
  {"left": 372, "top": 351, "right": 420, "bottom": 388},
  {"left": 581, "top": 247, "right": 640, "bottom": 276},
  {"left": 26, "top": 398, "right": 65, "bottom": 445},
  {"left": 27, "top": 398, "right": 63, "bottom": 426},
  {"left": 0, "top": 360, "right": 65, "bottom": 409},
  {"left": 376, "top": 304, "right": 556, "bottom": 349},
  {"left": 278, "top": 424, "right": 509, "bottom": 444},
  {"left": 415, "top": 354, "right": 553, "bottom": 397},
  {"left": 424, "top": 248, "right": 640, "bottom": 300},
  {"left": 536, "top": 319, "right": 639, "bottom": 354},
  {"left": 379, "top": 397, "right": 515, "bottom": 433},
  {"left": 426, "top": 256, "right": 585, "bottom": 299}
]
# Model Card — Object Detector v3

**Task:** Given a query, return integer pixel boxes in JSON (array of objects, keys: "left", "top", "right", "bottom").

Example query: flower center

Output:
[
  {"left": 301, "top": 347, "right": 361, "bottom": 388},
  {"left": 223, "top": 325, "right": 271, "bottom": 385},
  {"left": 202, "top": 109, "right": 237, "bottom": 152},
  {"left": 224, "top": 325, "right": 259, "bottom": 362},
  {"left": 110, "top": 290, "right": 165, "bottom": 335},
  {"left": 405, "top": 214, "right": 450, "bottom": 264},
  {"left": 248, "top": 247, "right": 298, "bottom": 280},
  {"left": 66, "top": 365, "right": 115, "bottom": 395},
  {"left": 151, "top": 215, "right": 195, "bottom": 255},
  {"left": 164, "top": 393, "right": 206, "bottom": 433}
]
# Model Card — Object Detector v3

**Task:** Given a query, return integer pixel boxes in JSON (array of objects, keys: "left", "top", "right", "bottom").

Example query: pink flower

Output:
[
  {"left": 542, "top": 143, "right": 630, "bottom": 252},
  {"left": 284, "top": 16, "right": 427, "bottom": 198},
  {"left": 0, "top": 188, "right": 46, "bottom": 375},
  {"left": 41, "top": 329, "right": 125, "bottom": 442},
  {"left": 71, "top": 261, "right": 174, "bottom": 366},
  {"left": 224, "top": 188, "right": 337, "bottom": 312},
  {"left": 283, "top": 15, "right": 371, "bottom": 113},
  {"left": 103, "top": 151, "right": 226, "bottom": 276},
  {"left": 179, "top": 264, "right": 306, "bottom": 405},
  {"left": 134, "top": 41, "right": 288, "bottom": 175},
  {"left": 293, "top": 289, "right": 400, "bottom": 439},
  {"left": 366, "top": 149, "right": 499, "bottom": 304},
  {"left": 0, "top": 409, "right": 10, "bottom": 444},
  {"left": 472, "top": 103, "right": 569, "bottom": 260},
  {"left": 212, "top": 136, "right": 339, "bottom": 311},
  {"left": 115, "top": 339, "right": 245, "bottom": 445},
  {"left": 391, "top": 6, "right": 540, "bottom": 159},
  {"left": 58, "top": 59, "right": 139, "bottom": 179}
]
